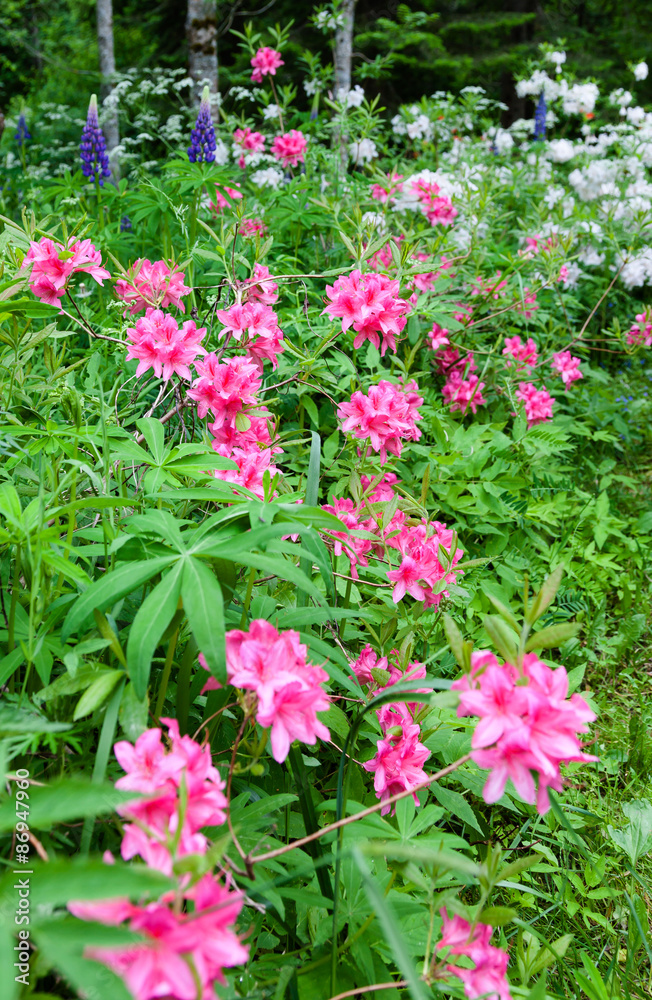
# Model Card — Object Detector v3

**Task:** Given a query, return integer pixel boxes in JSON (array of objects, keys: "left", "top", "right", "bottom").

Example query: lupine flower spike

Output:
[
  {"left": 79, "top": 94, "right": 111, "bottom": 186},
  {"left": 534, "top": 92, "right": 547, "bottom": 141},
  {"left": 188, "top": 85, "right": 217, "bottom": 163},
  {"left": 15, "top": 114, "right": 31, "bottom": 147}
]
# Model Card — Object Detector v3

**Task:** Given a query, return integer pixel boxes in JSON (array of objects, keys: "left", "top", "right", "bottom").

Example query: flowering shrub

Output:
[{"left": 0, "top": 33, "right": 651, "bottom": 1000}]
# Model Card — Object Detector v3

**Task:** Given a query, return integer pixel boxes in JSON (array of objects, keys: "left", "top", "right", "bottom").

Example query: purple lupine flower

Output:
[
  {"left": 15, "top": 114, "right": 31, "bottom": 147},
  {"left": 188, "top": 85, "right": 217, "bottom": 163},
  {"left": 534, "top": 92, "right": 547, "bottom": 141},
  {"left": 120, "top": 216, "right": 132, "bottom": 232},
  {"left": 80, "top": 94, "right": 111, "bottom": 186}
]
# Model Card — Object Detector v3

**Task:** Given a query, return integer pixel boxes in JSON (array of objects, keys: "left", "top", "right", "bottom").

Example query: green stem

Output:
[
  {"left": 7, "top": 545, "right": 20, "bottom": 654},
  {"left": 176, "top": 638, "right": 197, "bottom": 735},
  {"left": 239, "top": 567, "right": 256, "bottom": 628},
  {"left": 155, "top": 627, "right": 180, "bottom": 719},
  {"left": 80, "top": 679, "right": 125, "bottom": 855}
]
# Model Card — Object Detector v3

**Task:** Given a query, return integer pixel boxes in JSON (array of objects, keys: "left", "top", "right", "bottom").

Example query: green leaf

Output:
[
  {"left": 119, "top": 682, "right": 149, "bottom": 741},
  {"left": 483, "top": 614, "right": 519, "bottom": 661},
  {"left": 526, "top": 566, "right": 564, "bottom": 624},
  {"left": 73, "top": 668, "right": 124, "bottom": 720},
  {"left": 498, "top": 853, "right": 543, "bottom": 881},
  {"left": 608, "top": 800, "right": 652, "bottom": 866},
  {"left": 126, "top": 563, "right": 184, "bottom": 699},
  {"left": 485, "top": 593, "right": 520, "bottom": 631},
  {"left": 135, "top": 417, "right": 167, "bottom": 464},
  {"left": 0, "top": 646, "right": 25, "bottom": 686},
  {"left": 352, "top": 847, "right": 430, "bottom": 1000},
  {"left": 0, "top": 780, "right": 139, "bottom": 832},
  {"left": 443, "top": 613, "right": 466, "bottom": 668},
  {"left": 478, "top": 906, "right": 517, "bottom": 926},
  {"left": 524, "top": 622, "right": 580, "bottom": 651},
  {"left": 431, "top": 783, "right": 484, "bottom": 835},
  {"left": 62, "top": 556, "right": 175, "bottom": 640},
  {"left": 29, "top": 919, "right": 135, "bottom": 1000},
  {"left": 181, "top": 557, "right": 226, "bottom": 683}
]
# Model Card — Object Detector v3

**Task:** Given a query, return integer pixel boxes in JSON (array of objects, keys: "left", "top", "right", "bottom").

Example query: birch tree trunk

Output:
[
  {"left": 334, "top": 0, "right": 356, "bottom": 95},
  {"left": 96, "top": 0, "right": 120, "bottom": 171},
  {"left": 186, "top": 0, "right": 219, "bottom": 100}
]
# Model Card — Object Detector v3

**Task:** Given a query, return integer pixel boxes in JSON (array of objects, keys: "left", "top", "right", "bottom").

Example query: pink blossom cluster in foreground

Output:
[
  {"left": 337, "top": 379, "right": 423, "bottom": 462},
  {"left": 437, "top": 909, "right": 512, "bottom": 1000},
  {"left": 216, "top": 283, "right": 284, "bottom": 371},
  {"left": 125, "top": 308, "right": 207, "bottom": 381},
  {"left": 250, "top": 46, "right": 284, "bottom": 83},
  {"left": 114, "top": 258, "right": 192, "bottom": 315},
  {"left": 21, "top": 236, "right": 110, "bottom": 309},
  {"left": 68, "top": 720, "right": 248, "bottom": 1000},
  {"left": 453, "top": 650, "right": 596, "bottom": 813},
  {"left": 352, "top": 645, "right": 431, "bottom": 815},
  {"left": 515, "top": 382, "right": 555, "bottom": 427},
  {"left": 200, "top": 620, "right": 330, "bottom": 762},
  {"left": 323, "top": 269, "right": 411, "bottom": 355},
  {"left": 627, "top": 309, "right": 652, "bottom": 347},
  {"left": 411, "top": 178, "right": 458, "bottom": 227}
]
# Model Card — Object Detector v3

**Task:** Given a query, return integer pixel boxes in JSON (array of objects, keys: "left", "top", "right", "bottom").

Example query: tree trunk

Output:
[
  {"left": 96, "top": 0, "right": 120, "bottom": 171},
  {"left": 334, "top": 0, "right": 356, "bottom": 95},
  {"left": 186, "top": 0, "right": 218, "bottom": 100}
]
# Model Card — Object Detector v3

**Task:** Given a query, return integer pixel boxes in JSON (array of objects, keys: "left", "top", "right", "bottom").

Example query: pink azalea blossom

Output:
[
  {"left": 22, "top": 236, "right": 110, "bottom": 311},
  {"left": 370, "top": 171, "right": 404, "bottom": 203},
  {"left": 187, "top": 353, "right": 262, "bottom": 423},
  {"left": 213, "top": 444, "right": 280, "bottom": 499},
  {"left": 385, "top": 518, "right": 463, "bottom": 607},
  {"left": 452, "top": 652, "right": 596, "bottom": 814},
  {"left": 515, "top": 382, "right": 555, "bottom": 427},
  {"left": 471, "top": 272, "right": 508, "bottom": 300},
  {"left": 363, "top": 721, "right": 430, "bottom": 815},
  {"left": 114, "top": 258, "right": 191, "bottom": 316},
  {"left": 215, "top": 301, "right": 285, "bottom": 370},
  {"left": 412, "top": 179, "right": 458, "bottom": 227},
  {"left": 321, "top": 496, "right": 376, "bottom": 579},
  {"left": 338, "top": 379, "right": 423, "bottom": 463},
  {"left": 502, "top": 335, "right": 538, "bottom": 369},
  {"left": 201, "top": 620, "right": 330, "bottom": 761},
  {"left": 209, "top": 184, "right": 243, "bottom": 214},
  {"left": 442, "top": 371, "right": 486, "bottom": 415},
  {"left": 233, "top": 126, "right": 266, "bottom": 153},
  {"left": 243, "top": 263, "right": 279, "bottom": 305},
  {"left": 627, "top": 310, "right": 652, "bottom": 347},
  {"left": 551, "top": 350, "right": 583, "bottom": 387},
  {"left": 238, "top": 218, "right": 268, "bottom": 238},
  {"left": 250, "top": 46, "right": 284, "bottom": 83},
  {"left": 125, "top": 308, "right": 207, "bottom": 381},
  {"left": 436, "top": 909, "right": 512, "bottom": 1000},
  {"left": 323, "top": 269, "right": 411, "bottom": 355},
  {"left": 271, "top": 129, "right": 308, "bottom": 167}
]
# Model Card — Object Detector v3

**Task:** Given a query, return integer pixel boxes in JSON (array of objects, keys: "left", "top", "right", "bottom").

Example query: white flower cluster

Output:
[
  {"left": 349, "top": 138, "right": 378, "bottom": 165},
  {"left": 336, "top": 85, "right": 365, "bottom": 108}
]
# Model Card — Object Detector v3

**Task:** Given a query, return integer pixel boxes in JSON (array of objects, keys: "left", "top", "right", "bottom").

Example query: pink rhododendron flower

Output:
[
  {"left": 412, "top": 179, "right": 458, "bottom": 226},
  {"left": 209, "top": 413, "right": 275, "bottom": 453},
  {"left": 272, "top": 129, "right": 308, "bottom": 167},
  {"left": 626, "top": 310, "right": 652, "bottom": 347},
  {"left": 250, "top": 46, "right": 284, "bottom": 83},
  {"left": 233, "top": 126, "right": 266, "bottom": 153},
  {"left": 551, "top": 350, "right": 583, "bottom": 387},
  {"left": 471, "top": 272, "right": 508, "bottom": 300},
  {"left": 385, "top": 518, "right": 463, "bottom": 607},
  {"left": 427, "top": 322, "right": 450, "bottom": 351},
  {"left": 515, "top": 382, "right": 555, "bottom": 427},
  {"left": 215, "top": 301, "right": 285, "bottom": 370},
  {"left": 238, "top": 218, "right": 268, "bottom": 238},
  {"left": 370, "top": 171, "right": 404, "bottom": 203},
  {"left": 321, "top": 496, "right": 376, "bottom": 579},
  {"left": 209, "top": 184, "right": 243, "bottom": 214},
  {"left": 323, "top": 269, "right": 411, "bottom": 355},
  {"left": 243, "top": 263, "right": 279, "bottom": 305},
  {"left": 360, "top": 471, "right": 400, "bottom": 502},
  {"left": 437, "top": 909, "right": 512, "bottom": 1000},
  {"left": 125, "top": 308, "right": 207, "bottom": 381},
  {"left": 442, "top": 371, "right": 486, "bottom": 415},
  {"left": 114, "top": 258, "right": 191, "bottom": 315},
  {"left": 201, "top": 620, "right": 330, "bottom": 761},
  {"left": 213, "top": 444, "right": 280, "bottom": 499},
  {"left": 452, "top": 652, "right": 596, "bottom": 814},
  {"left": 363, "top": 721, "right": 430, "bottom": 815},
  {"left": 187, "top": 353, "right": 263, "bottom": 423},
  {"left": 517, "top": 287, "right": 538, "bottom": 319},
  {"left": 22, "top": 236, "right": 110, "bottom": 310},
  {"left": 337, "top": 379, "right": 423, "bottom": 463},
  {"left": 77, "top": 874, "right": 249, "bottom": 1000},
  {"left": 453, "top": 302, "right": 474, "bottom": 324},
  {"left": 502, "top": 335, "right": 538, "bottom": 369}
]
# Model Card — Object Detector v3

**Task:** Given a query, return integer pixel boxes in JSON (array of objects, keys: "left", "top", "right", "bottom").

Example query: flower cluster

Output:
[
  {"left": 68, "top": 721, "right": 247, "bottom": 1000},
  {"left": 215, "top": 299, "right": 284, "bottom": 370},
  {"left": 79, "top": 94, "right": 111, "bottom": 185},
  {"left": 337, "top": 379, "right": 423, "bottom": 463},
  {"left": 411, "top": 177, "right": 458, "bottom": 226},
  {"left": 271, "top": 130, "right": 307, "bottom": 167},
  {"left": 250, "top": 46, "right": 284, "bottom": 83},
  {"left": 551, "top": 350, "right": 583, "bottom": 387},
  {"left": 323, "top": 269, "right": 411, "bottom": 355},
  {"left": 187, "top": 353, "right": 263, "bottom": 423},
  {"left": 125, "top": 309, "right": 206, "bottom": 381},
  {"left": 22, "top": 236, "right": 110, "bottom": 310},
  {"left": 627, "top": 310, "right": 652, "bottom": 347},
  {"left": 436, "top": 909, "right": 512, "bottom": 1000},
  {"left": 503, "top": 335, "right": 538, "bottom": 369},
  {"left": 15, "top": 113, "right": 31, "bottom": 147},
  {"left": 200, "top": 620, "right": 330, "bottom": 762},
  {"left": 352, "top": 646, "right": 431, "bottom": 815},
  {"left": 114, "top": 259, "right": 192, "bottom": 315},
  {"left": 453, "top": 651, "right": 596, "bottom": 813},
  {"left": 515, "top": 382, "right": 555, "bottom": 427},
  {"left": 188, "top": 86, "right": 217, "bottom": 163},
  {"left": 386, "top": 518, "right": 464, "bottom": 607}
]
